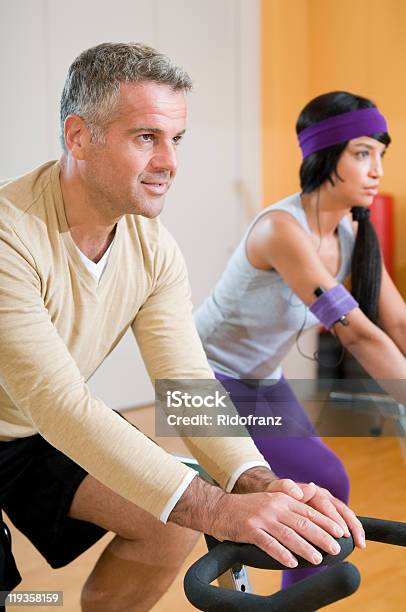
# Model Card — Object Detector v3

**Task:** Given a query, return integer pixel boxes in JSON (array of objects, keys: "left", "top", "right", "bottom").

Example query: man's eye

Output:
[
  {"left": 355, "top": 150, "right": 369, "bottom": 159},
  {"left": 173, "top": 135, "right": 184, "bottom": 146},
  {"left": 139, "top": 134, "right": 154, "bottom": 143}
]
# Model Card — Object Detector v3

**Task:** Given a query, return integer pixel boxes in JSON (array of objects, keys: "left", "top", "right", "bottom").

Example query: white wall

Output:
[{"left": 0, "top": 0, "right": 263, "bottom": 408}]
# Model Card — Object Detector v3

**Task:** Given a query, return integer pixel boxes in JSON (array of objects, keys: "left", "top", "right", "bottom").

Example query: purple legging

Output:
[{"left": 215, "top": 372, "right": 350, "bottom": 589}]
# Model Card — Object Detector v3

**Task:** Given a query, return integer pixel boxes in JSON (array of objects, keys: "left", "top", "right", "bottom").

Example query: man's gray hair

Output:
[{"left": 60, "top": 42, "right": 192, "bottom": 152}]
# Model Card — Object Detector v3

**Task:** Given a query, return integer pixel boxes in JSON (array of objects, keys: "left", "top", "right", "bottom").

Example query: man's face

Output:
[{"left": 81, "top": 82, "right": 187, "bottom": 219}]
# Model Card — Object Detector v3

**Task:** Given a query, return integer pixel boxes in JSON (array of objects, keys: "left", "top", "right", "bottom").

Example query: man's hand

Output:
[
  {"left": 232, "top": 466, "right": 304, "bottom": 499},
  {"left": 298, "top": 482, "right": 366, "bottom": 549},
  {"left": 168, "top": 474, "right": 359, "bottom": 568},
  {"left": 232, "top": 466, "right": 366, "bottom": 550}
]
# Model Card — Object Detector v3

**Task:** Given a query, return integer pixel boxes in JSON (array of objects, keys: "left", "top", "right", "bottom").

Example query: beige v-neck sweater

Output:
[{"left": 0, "top": 162, "right": 267, "bottom": 519}]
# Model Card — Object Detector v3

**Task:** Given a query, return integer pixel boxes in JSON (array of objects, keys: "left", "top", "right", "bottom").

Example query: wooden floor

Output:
[{"left": 6, "top": 406, "right": 406, "bottom": 611}]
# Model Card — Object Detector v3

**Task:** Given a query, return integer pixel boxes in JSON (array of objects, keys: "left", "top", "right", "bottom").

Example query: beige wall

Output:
[{"left": 262, "top": 0, "right": 406, "bottom": 295}]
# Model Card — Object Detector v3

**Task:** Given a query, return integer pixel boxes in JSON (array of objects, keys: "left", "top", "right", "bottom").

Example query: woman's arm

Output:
[
  {"left": 246, "top": 211, "right": 406, "bottom": 404},
  {"left": 377, "top": 264, "right": 406, "bottom": 356}
]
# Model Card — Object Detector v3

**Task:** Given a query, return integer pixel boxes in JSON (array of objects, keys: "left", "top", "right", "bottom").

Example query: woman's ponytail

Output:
[{"left": 350, "top": 207, "right": 382, "bottom": 324}]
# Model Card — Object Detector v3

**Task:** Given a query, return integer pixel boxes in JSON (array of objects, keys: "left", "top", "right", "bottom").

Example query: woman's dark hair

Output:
[{"left": 296, "top": 91, "right": 391, "bottom": 324}]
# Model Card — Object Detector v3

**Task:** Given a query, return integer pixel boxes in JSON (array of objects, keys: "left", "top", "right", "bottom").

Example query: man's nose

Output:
[{"left": 150, "top": 141, "right": 177, "bottom": 175}]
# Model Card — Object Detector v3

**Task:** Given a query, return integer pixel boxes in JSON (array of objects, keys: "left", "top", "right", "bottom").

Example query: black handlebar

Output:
[
  {"left": 184, "top": 517, "right": 406, "bottom": 611},
  {"left": 359, "top": 516, "right": 406, "bottom": 546}
]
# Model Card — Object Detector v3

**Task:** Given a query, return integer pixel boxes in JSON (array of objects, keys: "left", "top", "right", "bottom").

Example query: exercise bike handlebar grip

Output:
[
  {"left": 184, "top": 536, "right": 358, "bottom": 611},
  {"left": 184, "top": 516, "right": 406, "bottom": 611},
  {"left": 359, "top": 516, "right": 406, "bottom": 546}
]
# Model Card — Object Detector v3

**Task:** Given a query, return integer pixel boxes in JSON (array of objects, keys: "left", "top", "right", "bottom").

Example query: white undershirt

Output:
[
  {"left": 74, "top": 241, "right": 271, "bottom": 520},
  {"left": 76, "top": 241, "right": 114, "bottom": 285}
]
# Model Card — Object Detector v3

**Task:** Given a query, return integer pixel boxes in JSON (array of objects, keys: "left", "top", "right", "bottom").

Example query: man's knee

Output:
[
  {"left": 80, "top": 529, "right": 200, "bottom": 612},
  {"left": 124, "top": 521, "right": 200, "bottom": 566}
]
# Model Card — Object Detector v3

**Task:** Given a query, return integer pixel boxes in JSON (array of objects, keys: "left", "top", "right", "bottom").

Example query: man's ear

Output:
[{"left": 64, "top": 115, "right": 90, "bottom": 160}]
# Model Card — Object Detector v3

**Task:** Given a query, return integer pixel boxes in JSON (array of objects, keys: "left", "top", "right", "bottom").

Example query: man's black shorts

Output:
[{"left": 0, "top": 434, "right": 107, "bottom": 569}]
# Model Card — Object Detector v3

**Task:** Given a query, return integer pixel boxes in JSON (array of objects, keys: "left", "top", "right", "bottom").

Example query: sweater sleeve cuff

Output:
[
  {"left": 159, "top": 469, "right": 199, "bottom": 523},
  {"left": 225, "top": 460, "right": 272, "bottom": 493}
]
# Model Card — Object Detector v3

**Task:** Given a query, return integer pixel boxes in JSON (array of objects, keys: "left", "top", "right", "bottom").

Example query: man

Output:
[{"left": 0, "top": 43, "right": 364, "bottom": 611}]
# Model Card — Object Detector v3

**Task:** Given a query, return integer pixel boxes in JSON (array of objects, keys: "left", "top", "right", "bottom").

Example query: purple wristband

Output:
[{"left": 309, "top": 285, "right": 359, "bottom": 329}]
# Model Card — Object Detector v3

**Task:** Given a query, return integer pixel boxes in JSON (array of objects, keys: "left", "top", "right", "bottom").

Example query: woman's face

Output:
[{"left": 327, "top": 136, "right": 387, "bottom": 207}]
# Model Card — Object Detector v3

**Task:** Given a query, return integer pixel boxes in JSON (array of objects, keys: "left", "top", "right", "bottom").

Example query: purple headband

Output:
[{"left": 298, "top": 107, "right": 388, "bottom": 159}]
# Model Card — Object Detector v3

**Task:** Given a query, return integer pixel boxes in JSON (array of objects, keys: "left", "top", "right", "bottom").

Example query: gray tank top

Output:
[{"left": 194, "top": 193, "right": 355, "bottom": 379}]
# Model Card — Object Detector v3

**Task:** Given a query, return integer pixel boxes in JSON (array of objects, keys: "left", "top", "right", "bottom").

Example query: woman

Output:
[{"left": 195, "top": 91, "right": 406, "bottom": 587}]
